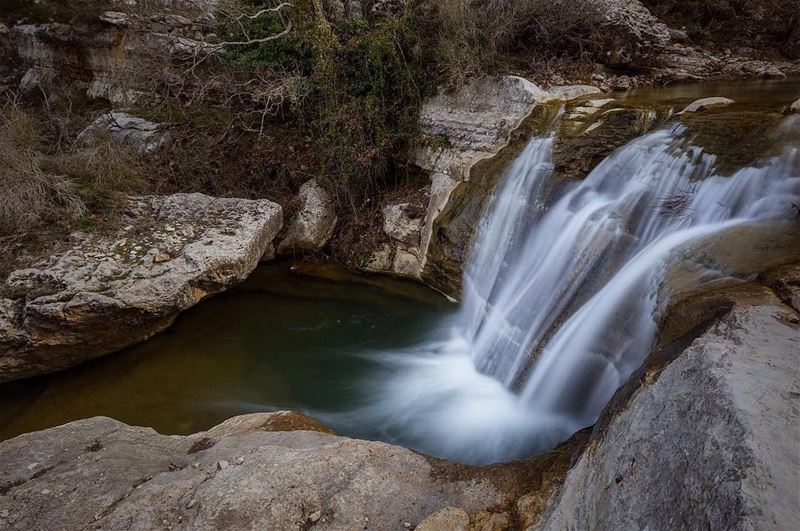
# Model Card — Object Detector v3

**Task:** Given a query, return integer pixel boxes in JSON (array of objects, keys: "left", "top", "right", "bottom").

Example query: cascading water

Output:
[{"left": 324, "top": 114, "right": 800, "bottom": 465}]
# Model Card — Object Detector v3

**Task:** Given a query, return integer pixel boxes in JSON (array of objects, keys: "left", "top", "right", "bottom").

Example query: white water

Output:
[{"left": 326, "top": 115, "right": 800, "bottom": 465}]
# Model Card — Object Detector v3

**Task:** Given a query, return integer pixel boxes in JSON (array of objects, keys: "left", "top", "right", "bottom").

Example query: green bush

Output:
[{"left": 216, "top": 0, "right": 440, "bottom": 213}]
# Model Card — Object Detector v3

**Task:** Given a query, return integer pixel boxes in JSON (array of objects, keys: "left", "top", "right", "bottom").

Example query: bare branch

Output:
[{"left": 235, "top": 2, "right": 293, "bottom": 20}]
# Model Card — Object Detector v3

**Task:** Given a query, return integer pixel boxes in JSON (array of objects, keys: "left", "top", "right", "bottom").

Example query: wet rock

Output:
[
  {"left": 0, "top": 412, "right": 522, "bottom": 531},
  {"left": 790, "top": 98, "right": 800, "bottom": 114},
  {"left": 411, "top": 76, "right": 560, "bottom": 286},
  {"left": 679, "top": 96, "right": 735, "bottom": 114},
  {"left": 554, "top": 105, "right": 659, "bottom": 181},
  {"left": 78, "top": 112, "right": 169, "bottom": 154},
  {"left": 383, "top": 203, "right": 422, "bottom": 246},
  {"left": 0, "top": 193, "right": 282, "bottom": 383},
  {"left": 278, "top": 179, "right": 337, "bottom": 254},
  {"left": 416, "top": 507, "right": 469, "bottom": 531},
  {"left": 536, "top": 287, "right": 800, "bottom": 530}
]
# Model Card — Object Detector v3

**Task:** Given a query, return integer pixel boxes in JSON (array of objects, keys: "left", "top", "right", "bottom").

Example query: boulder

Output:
[
  {"left": 364, "top": 243, "right": 394, "bottom": 273},
  {"left": 535, "top": 286, "right": 800, "bottom": 530},
  {"left": 791, "top": 98, "right": 800, "bottom": 114},
  {"left": 78, "top": 112, "right": 169, "bottom": 154},
  {"left": 383, "top": 203, "right": 422, "bottom": 246},
  {"left": 0, "top": 412, "right": 529, "bottom": 531},
  {"left": 0, "top": 193, "right": 282, "bottom": 383},
  {"left": 679, "top": 96, "right": 735, "bottom": 113},
  {"left": 278, "top": 179, "right": 337, "bottom": 254}
]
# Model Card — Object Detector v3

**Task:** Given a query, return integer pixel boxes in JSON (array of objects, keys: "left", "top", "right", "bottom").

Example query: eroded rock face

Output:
[
  {"left": 393, "top": 76, "right": 562, "bottom": 283},
  {"left": 0, "top": 412, "right": 536, "bottom": 531},
  {"left": 277, "top": 179, "right": 337, "bottom": 254},
  {"left": 0, "top": 193, "right": 282, "bottom": 383},
  {"left": 533, "top": 287, "right": 800, "bottom": 530},
  {"left": 1, "top": 6, "right": 214, "bottom": 104}
]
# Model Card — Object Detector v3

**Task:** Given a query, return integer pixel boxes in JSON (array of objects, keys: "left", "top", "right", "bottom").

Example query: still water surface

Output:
[{"left": 0, "top": 263, "right": 454, "bottom": 441}]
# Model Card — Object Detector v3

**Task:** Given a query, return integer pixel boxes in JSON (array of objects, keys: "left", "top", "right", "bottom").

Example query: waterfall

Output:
[{"left": 327, "top": 115, "right": 800, "bottom": 465}]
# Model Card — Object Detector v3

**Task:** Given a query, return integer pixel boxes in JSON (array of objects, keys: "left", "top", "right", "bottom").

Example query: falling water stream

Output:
[{"left": 326, "top": 114, "right": 800, "bottom": 464}]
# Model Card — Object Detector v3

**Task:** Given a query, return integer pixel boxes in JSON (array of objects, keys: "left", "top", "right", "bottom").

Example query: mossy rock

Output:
[{"left": 679, "top": 110, "right": 786, "bottom": 175}]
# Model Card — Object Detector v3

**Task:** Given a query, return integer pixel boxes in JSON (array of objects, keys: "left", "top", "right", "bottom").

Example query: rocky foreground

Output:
[
  {"left": 0, "top": 272, "right": 797, "bottom": 530},
  {"left": 0, "top": 193, "right": 281, "bottom": 383}
]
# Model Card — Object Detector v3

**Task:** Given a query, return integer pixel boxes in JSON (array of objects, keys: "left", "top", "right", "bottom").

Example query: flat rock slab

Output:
[
  {"left": 0, "top": 193, "right": 282, "bottom": 383},
  {"left": 0, "top": 412, "right": 517, "bottom": 531}
]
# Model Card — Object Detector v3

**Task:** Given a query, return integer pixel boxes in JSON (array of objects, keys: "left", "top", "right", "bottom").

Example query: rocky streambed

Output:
[
  {"left": 0, "top": 73, "right": 799, "bottom": 530},
  {"left": 0, "top": 269, "right": 797, "bottom": 530}
]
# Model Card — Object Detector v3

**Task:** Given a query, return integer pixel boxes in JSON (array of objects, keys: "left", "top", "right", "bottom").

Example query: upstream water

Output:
[{"left": 2, "top": 82, "right": 799, "bottom": 464}]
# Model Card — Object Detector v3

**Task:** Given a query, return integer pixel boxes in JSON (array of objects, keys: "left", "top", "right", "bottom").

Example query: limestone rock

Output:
[
  {"left": 383, "top": 203, "right": 422, "bottom": 246},
  {"left": 536, "top": 288, "right": 800, "bottom": 530},
  {"left": 4, "top": 14, "right": 211, "bottom": 104},
  {"left": 79, "top": 112, "right": 169, "bottom": 154},
  {"left": 548, "top": 85, "right": 602, "bottom": 101},
  {"left": 416, "top": 507, "right": 469, "bottom": 531},
  {"left": 679, "top": 96, "right": 735, "bottom": 114},
  {"left": 364, "top": 243, "right": 394, "bottom": 273},
  {"left": 393, "top": 249, "right": 421, "bottom": 277},
  {"left": 278, "top": 179, "right": 337, "bottom": 254},
  {"left": 0, "top": 193, "right": 282, "bottom": 383},
  {"left": 0, "top": 412, "right": 520, "bottom": 531},
  {"left": 411, "top": 76, "right": 558, "bottom": 284},
  {"left": 790, "top": 98, "right": 800, "bottom": 114}
]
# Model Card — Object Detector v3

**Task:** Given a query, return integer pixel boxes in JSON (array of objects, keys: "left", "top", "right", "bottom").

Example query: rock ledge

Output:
[{"left": 0, "top": 193, "right": 282, "bottom": 383}]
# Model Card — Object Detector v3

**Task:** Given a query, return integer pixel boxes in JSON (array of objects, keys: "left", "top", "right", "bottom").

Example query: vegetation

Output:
[
  {"left": 642, "top": 0, "right": 800, "bottom": 58},
  {"left": 0, "top": 105, "right": 146, "bottom": 239},
  {"left": 3, "top": 0, "right": 796, "bottom": 269}
]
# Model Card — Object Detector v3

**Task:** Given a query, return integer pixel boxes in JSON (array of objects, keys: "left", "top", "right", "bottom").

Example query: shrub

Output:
[
  {"left": 0, "top": 109, "right": 84, "bottom": 237},
  {"left": 0, "top": 107, "right": 146, "bottom": 238}
]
